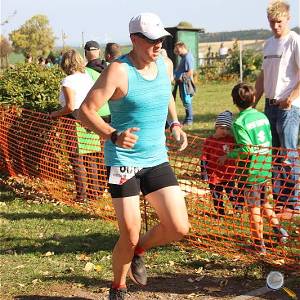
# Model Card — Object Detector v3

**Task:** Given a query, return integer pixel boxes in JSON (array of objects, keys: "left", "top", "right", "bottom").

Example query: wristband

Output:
[
  {"left": 110, "top": 130, "right": 119, "bottom": 144},
  {"left": 170, "top": 121, "right": 182, "bottom": 131}
]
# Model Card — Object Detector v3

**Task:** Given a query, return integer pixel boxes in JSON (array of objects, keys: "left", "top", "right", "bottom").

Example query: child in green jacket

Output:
[{"left": 218, "top": 83, "right": 288, "bottom": 254}]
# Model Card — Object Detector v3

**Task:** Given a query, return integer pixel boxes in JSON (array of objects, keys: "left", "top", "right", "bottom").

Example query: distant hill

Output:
[{"left": 199, "top": 27, "right": 300, "bottom": 42}]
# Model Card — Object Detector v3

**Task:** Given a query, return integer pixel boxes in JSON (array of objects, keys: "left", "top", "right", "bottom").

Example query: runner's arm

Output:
[{"left": 78, "top": 63, "right": 123, "bottom": 140}]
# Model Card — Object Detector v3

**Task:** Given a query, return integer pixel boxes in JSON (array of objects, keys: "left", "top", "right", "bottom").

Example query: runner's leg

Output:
[
  {"left": 112, "top": 195, "right": 141, "bottom": 286},
  {"left": 138, "top": 185, "right": 189, "bottom": 250}
]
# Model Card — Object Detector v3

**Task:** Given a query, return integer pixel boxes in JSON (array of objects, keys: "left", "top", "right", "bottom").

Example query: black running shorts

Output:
[{"left": 106, "top": 162, "right": 178, "bottom": 198}]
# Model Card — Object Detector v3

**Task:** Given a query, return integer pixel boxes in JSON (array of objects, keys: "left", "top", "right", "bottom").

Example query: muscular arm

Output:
[
  {"left": 78, "top": 61, "right": 139, "bottom": 149},
  {"left": 78, "top": 62, "right": 124, "bottom": 139}
]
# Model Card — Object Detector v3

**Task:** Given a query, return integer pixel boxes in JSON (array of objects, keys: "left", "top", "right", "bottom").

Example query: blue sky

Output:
[{"left": 1, "top": 0, "right": 299, "bottom": 46}]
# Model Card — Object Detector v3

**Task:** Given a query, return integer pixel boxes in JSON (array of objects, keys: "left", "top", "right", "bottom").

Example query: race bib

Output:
[{"left": 109, "top": 166, "right": 142, "bottom": 185}]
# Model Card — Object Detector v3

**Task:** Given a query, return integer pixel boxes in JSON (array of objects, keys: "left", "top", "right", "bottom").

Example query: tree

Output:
[
  {"left": 0, "top": 35, "right": 13, "bottom": 68},
  {"left": 177, "top": 21, "right": 193, "bottom": 29},
  {"left": 9, "top": 15, "right": 55, "bottom": 58}
]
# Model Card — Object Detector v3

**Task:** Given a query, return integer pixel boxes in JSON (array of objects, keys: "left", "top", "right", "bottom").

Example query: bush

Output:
[
  {"left": 224, "top": 48, "right": 262, "bottom": 81},
  {"left": 198, "top": 42, "right": 263, "bottom": 83},
  {"left": 0, "top": 63, "right": 64, "bottom": 112}
]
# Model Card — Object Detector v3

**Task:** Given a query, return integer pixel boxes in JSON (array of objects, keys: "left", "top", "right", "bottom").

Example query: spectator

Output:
[
  {"left": 174, "top": 41, "right": 195, "bottom": 126},
  {"left": 219, "top": 42, "right": 228, "bottom": 59},
  {"left": 255, "top": 0, "right": 300, "bottom": 212},
  {"left": 84, "top": 40, "right": 107, "bottom": 73},
  {"left": 50, "top": 49, "right": 101, "bottom": 202},
  {"left": 105, "top": 42, "right": 122, "bottom": 63},
  {"left": 201, "top": 110, "right": 243, "bottom": 218},
  {"left": 218, "top": 83, "right": 288, "bottom": 254}
]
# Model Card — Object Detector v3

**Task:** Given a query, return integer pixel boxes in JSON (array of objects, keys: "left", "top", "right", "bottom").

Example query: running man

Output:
[{"left": 78, "top": 12, "right": 190, "bottom": 300}]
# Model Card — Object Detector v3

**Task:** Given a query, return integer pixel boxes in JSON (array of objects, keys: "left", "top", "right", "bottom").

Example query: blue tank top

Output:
[{"left": 104, "top": 54, "right": 171, "bottom": 167}]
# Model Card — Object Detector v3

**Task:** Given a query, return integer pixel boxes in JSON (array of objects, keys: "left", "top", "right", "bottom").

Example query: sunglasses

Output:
[{"left": 134, "top": 33, "right": 165, "bottom": 44}]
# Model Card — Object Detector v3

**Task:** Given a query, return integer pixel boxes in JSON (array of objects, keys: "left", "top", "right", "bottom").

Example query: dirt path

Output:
[{"left": 6, "top": 276, "right": 299, "bottom": 300}]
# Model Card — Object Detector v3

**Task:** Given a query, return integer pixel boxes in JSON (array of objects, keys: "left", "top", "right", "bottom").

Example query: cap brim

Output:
[{"left": 143, "top": 29, "right": 171, "bottom": 40}]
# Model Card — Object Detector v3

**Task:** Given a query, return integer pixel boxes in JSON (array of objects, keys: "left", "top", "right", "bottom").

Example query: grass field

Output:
[
  {"left": 176, "top": 80, "right": 264, "bottom": 137},
  {"left": 7, "top": 45, "right": 133, "bottom": 65},
  {"left": 1, "top": 183, "right": 299, "bottom": 300}
]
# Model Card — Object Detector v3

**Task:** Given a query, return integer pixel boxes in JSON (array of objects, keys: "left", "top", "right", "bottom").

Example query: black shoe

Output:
[
  {"left": 129, "top": 255, "right": 147, "bottom": 286},
  {"left": 108, "top": 287, "right": 127, "bottom": 300}
]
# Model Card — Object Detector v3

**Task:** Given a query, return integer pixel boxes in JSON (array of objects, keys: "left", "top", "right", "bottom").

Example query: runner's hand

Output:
[
  {"left": 116, "top": 127, "right": 139, "bottom": 149},
  {"left": 172, "top": 127, "right": 188, "bottom": 151}
]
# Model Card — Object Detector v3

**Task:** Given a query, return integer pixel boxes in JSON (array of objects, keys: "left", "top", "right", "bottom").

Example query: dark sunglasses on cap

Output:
[{"left": 134, "top": 32, "right": 165, "bottom": 44}]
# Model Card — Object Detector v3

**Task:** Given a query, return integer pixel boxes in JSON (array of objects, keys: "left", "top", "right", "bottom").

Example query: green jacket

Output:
[{"left": 227, "top": 108, "right": 272, "bottom": 186}]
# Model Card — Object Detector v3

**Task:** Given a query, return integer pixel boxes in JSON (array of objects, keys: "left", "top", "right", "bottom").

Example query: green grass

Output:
[{"left": 175, "top": 81, "right": 264, "bottom": 137}]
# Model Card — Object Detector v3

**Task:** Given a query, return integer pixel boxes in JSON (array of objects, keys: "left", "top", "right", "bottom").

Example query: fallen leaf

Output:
[
  {"left": 232, "top": 255, "right": 241, "bottom": 262},
  {"left": 41, "top": 271, "right": 50, "bottom": 276},
  {"left": 203, "top": 286, "right": 222, "bottom": 292},
  {"left": 32, "top": 279, "right": 41, "bottom": 284},
  {"left": 17, "top": 283, "right": 25, "bottom": 287},
  {"left": 76, "top": 254, "right": 91, "bottom": 261},
  {"left": 273, "top": 259, "right": 285, "bottom": 265},
  {"left": 14, "top": 265, "right": 25, "bottom": 269},
  {"left": 84, "top": 262, "right": 95, "bottom": 272},
  {"left": 94, "top": 265, "right": 102, "bottom": 272},
  {"left": 168, "top": 260, "right": 175, "bottom": 266},
  {"left": 195, "top": 267, "right": 203, "bottom": 274},
  {"left": 43, "top": 251, "right": 54, "bottom": 257},
  {"left": 195, "top": 276, "right": 204, "bottom": 282}
]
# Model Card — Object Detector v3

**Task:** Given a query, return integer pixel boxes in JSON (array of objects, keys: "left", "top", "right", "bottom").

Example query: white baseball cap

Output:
[{"left": 129, "top": 13, "right": 171, "bottom": 40}]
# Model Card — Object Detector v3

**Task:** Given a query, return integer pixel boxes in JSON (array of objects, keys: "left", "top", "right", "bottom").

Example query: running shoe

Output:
[
  {"left": 129, "top": 255, "right": 147, "bottom": 286},
  {"left": 108, "top": 287, "right": 127, "bottom": 300},
  {"left": 273, "top": 227, "right": 289, "bottom": 244}
]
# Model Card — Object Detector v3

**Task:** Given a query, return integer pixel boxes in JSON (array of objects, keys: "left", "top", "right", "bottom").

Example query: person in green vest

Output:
[
  {"left": 84, "top": 40, "right": 111, "bottom": 123},
  {"left": 218, "top": 83, "right": 288, "bottom": 254}
]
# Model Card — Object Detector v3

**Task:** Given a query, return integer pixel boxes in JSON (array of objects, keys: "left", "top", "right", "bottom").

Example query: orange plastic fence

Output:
[{"left": 0, "top": 106, "right": 299, "bottom": 270}]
